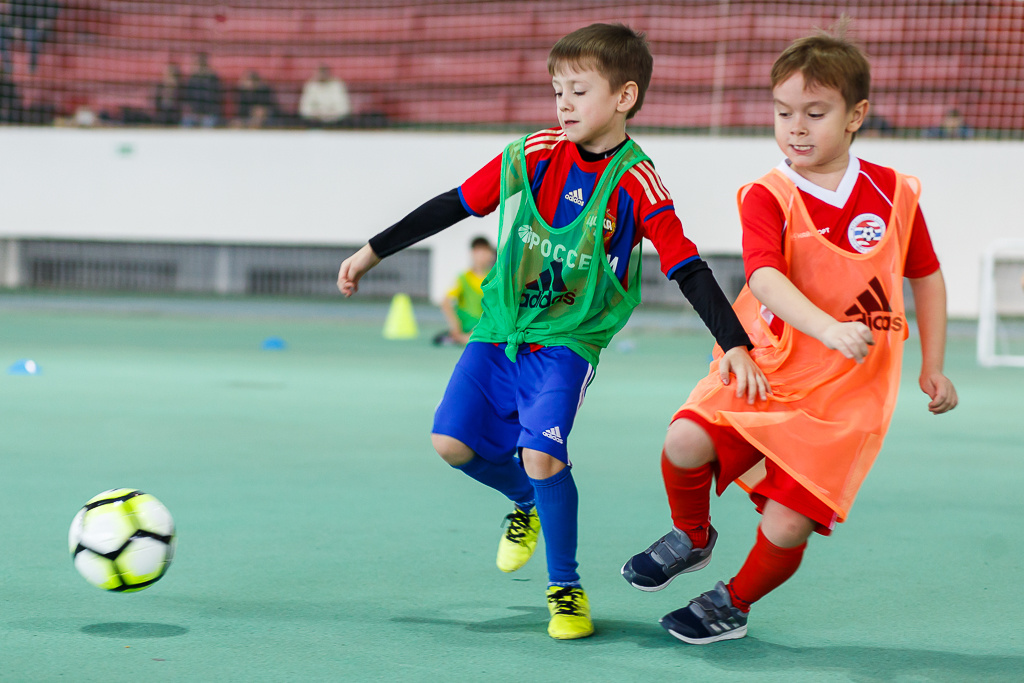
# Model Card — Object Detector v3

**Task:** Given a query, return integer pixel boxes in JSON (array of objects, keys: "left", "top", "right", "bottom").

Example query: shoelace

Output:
[
  {"left": 502, "top": 509, "right": 531, "bottom": 543},
  {"left": 548, "top": 586, "right": 584, "bottom": 615}
]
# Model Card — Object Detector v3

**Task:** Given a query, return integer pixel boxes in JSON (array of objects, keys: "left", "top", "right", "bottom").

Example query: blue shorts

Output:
[{"left": 432, "top": 342, "right": 595, "bottom": 464}]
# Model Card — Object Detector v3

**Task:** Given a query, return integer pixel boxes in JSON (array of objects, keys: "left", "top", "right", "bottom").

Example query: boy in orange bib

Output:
[{"left": 621, "top": 25, "right": 958, "bottom": 644}]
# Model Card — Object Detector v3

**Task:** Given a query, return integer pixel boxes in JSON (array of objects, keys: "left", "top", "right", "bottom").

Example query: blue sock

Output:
[
  {"left": 530, "top": 467, "right": 581, "bottom": 586},
  {"left": 455, "top": 455, "right": 534, "bottom": 509}
]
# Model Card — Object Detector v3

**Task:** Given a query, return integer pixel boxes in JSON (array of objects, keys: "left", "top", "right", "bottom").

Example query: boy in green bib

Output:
[{"left": 338, "top": 23, "right": 767, "bottom": 640}]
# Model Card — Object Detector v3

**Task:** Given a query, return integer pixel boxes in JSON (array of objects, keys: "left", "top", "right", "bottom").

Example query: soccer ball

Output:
[{"left": 68, "top": 488, "right": 176, "bottom": 592}]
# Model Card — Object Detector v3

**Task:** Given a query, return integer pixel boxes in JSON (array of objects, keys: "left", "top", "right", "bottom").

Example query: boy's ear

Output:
[
  {"left": 617, "top": 81, "right": 639, "bottom": 114},
  {"left": 848, "top": 99, "right": 870, "bottom": 133}
]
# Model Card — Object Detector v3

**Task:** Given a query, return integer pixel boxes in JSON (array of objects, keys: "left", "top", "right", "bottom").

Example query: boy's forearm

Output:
[
  {"left": 908, "top": 270, "right": 948, "bottom": 374},
  {"left": 748, "top": 267, "right": 837, "bottom": 340},
  {"left": 369, "top": 188, "right": 471, "bottom": 259}
]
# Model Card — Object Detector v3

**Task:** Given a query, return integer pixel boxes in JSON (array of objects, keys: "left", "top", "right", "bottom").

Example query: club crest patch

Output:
[{"left": 847, "top": 213, "right": 886, "bottom": 253}]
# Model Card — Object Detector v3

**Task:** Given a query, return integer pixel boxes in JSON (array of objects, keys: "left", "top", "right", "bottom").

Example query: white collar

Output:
[{"left": 776, "top": 157, "right": 861, "bottom": 209}]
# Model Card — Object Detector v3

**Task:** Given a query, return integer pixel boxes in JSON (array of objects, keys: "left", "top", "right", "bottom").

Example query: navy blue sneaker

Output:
[
  {"left": 621, "top": 525, "right": 717, "bottom": 592},
  {"left": 660, "top": 581, "right": 748, "bottom": 644}
]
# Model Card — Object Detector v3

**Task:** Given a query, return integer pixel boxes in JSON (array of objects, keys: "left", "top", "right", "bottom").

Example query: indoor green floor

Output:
[{"left": 0, "top": 294, "right": 1020, "bottom": 682}]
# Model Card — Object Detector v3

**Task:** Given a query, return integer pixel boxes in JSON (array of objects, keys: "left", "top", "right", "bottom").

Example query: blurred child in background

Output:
[{"left": 433, "top": 236, "right": 496, "bottom": 346}]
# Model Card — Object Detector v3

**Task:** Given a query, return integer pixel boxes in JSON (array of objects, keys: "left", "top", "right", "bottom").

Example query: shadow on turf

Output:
[
  {"left": 393, "top": 609, "right": 1024, "bottom": 680},
  {"left": 392, "top": 607, "right": 676, "bottom": 648},
  {"left": 80, "top": 622, "right": 189, "bottom": 639},
  {"left": 686, "top": 637, "right": 1024, "bottom": 682}
]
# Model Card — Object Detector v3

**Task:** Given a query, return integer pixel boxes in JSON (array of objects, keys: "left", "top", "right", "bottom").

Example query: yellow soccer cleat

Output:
[
  {"left": 496, "top": 506, "right": 540, "bottom": 573},
  {"left": 546, "top": 586, "right": 594, "bottom": 640}
]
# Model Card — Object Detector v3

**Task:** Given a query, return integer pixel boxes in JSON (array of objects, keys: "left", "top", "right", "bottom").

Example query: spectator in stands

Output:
[
  {"left": 859, "top": 111, "right": 894, "bottom": 137},
  {"left": 181, "top": 52, "right": 223, "bottom": 128},
  {"left": 299, "top": 64, "right": 351, "bottom": 127},
  {"left": 234, "top": 70, "right": 277, "bottom": 128},
  {"left": 153, "top": 63, "right": 183, "bottom": 126},
  {"left": 0, "top": 0, "right": 60, "bottom": 74},
  {"left": 926, "top": 108, "right": 973, "bottom": 139},
  {"left": 0, "top": 63, "right": 21, "bottom": 122}
]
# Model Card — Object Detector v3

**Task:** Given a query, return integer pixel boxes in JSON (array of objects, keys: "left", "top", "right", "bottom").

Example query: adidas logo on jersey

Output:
[
  {"left": 521, "top": 261, "right": 576, "bottom": 309},
  {"left": 542, "top": 426, "right": 564, "bottom": 444},
  {"left": 844, "top": 277, "right": 904, "bottom": 332},
  {"left": 564, "top": 188, "right": 585, "bottom": 206}
]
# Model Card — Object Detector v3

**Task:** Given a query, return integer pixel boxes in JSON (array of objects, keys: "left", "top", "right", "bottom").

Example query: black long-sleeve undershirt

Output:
[
  {"left": 367, "top": 187, "right": 752, "bottom": 352},
  {"left": 369, "top": 188, "right": 469, "bottom": 259},
  {"left": 670, "top": 260, "right": 752, "bottom": 351}
]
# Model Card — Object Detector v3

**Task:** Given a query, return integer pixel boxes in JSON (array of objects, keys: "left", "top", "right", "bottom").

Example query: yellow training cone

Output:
[{"left": 383, "top": 293, "right": 419, "bottom": 340}]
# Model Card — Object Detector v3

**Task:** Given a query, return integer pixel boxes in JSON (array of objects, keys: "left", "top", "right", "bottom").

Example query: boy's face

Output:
[
  {"left": 772, "top": 72, "right": 868, "bottom": 181},
  {"left": 552, "top": 63, "right": 636, "bottom": 154},
  {"left": 471, "top": 245, "right": 496, "bottom": 273}
]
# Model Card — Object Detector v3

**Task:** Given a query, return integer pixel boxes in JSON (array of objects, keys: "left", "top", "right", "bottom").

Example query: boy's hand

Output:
[
  {"left": 337, "top": 244, "right": 381, "bottom": 297},
  {"left": 920, "top": 371, "right": 958, "bottom": 414},
  {"left": 720, "top": 346, "right": 771, "bottom": 405},
  {"left": 820, "top": 321, "right": 874, "bottom": 362}
]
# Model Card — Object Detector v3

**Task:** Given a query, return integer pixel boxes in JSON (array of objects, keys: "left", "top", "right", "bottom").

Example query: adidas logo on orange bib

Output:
[
  {"left": 542, "top": 426, "right": 564, "bottom": 444},
  {"left": 844, "top": 277, "right": 904, "bottom": 332}
]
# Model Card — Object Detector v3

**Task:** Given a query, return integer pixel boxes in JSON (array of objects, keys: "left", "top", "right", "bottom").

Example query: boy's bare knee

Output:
[
  {"left": 760, "top": 499, "right": 815, "bottom": 548},
  {"left": 663, "top": 418, "right": 716, "bottom": 469},
  {"left": 520, "top": 448, "right": 565, "bottom": 480},
  {"left": 431, "top": 433, "right": 474, "bottom": 467}
]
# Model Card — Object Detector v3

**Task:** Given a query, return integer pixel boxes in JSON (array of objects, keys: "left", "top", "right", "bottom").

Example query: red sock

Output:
[
  {"left": 661, "top": 451, "right": 712, "bottom": 549},
  {"left": 727, "top": 526, "right": 806, "bottom": 612}
]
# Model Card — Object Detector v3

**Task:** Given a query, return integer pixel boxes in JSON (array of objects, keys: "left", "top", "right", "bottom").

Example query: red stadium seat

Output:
[
  {"left": 399, "top": 50, "right": 524, "bottom": 85},
  {"left": 643, "top": 12, "right": 747, "bottom": 44},
  {"left": 414, "top": 6, "right": 534, "bottom": 43},
  {"left": 388, "top": 94, "right": 510, "bottom": 125}
]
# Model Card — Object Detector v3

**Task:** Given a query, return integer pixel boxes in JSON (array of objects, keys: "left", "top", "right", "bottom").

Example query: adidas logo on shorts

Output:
[
  {"left": 564, "top": 188, "right": 585, "bottom": 206},
  {"left": 543, "top": 426, "right": 564, "bottom": 444}
]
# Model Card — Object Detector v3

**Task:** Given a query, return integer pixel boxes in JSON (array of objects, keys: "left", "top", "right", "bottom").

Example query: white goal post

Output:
[{"left": 977, "top": 239, "right": 1024, "bottom": 368}]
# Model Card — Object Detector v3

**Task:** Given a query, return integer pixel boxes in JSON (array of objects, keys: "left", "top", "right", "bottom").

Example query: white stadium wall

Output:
[{"left": 0, "top": 127, "right": 1018, "bottom": 317}]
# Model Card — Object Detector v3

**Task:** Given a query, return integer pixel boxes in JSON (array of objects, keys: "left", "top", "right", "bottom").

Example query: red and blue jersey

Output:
[{"left": 458, "top": 128, "right": 701, "bottom": 284}]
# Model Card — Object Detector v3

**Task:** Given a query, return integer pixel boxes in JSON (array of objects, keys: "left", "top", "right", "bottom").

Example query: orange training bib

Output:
[{"left": 682, "top": 167, "right": 921, "bottom": 522}]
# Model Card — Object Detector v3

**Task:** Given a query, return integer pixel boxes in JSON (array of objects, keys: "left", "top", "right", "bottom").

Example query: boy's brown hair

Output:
[
  {"left": 770, "top": 21, "right": 871, "bottom": 113},
  {"left": 547, "top": 23, "right": 653, "bottom": 120}
]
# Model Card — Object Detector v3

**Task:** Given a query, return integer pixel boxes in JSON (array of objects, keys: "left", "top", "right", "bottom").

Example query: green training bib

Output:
[{"left": 471, "top": 135, "right": 649, "bottom": 366}]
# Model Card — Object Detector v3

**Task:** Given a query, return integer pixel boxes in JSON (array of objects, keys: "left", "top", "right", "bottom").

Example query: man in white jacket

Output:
[{"left": 299, "top": 65, "right": 351, "bottom": 126}]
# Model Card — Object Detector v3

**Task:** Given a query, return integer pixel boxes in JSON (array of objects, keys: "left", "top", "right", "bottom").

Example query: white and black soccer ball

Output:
[{"left": 68, "top": 488, "right": 176, "bottom": 592}]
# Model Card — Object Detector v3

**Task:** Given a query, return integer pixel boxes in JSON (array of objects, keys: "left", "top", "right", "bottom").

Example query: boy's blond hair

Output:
[
  {"left": 771, "top": 20, "right": 871, "bottom": 113},
  {"left": 547, "top": 23, "right": 653, "bottom": 120}
]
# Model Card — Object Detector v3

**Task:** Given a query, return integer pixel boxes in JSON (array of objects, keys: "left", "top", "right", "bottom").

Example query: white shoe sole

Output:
[{"left": 663, "top": 623, "right": 747, "bottom": 645}]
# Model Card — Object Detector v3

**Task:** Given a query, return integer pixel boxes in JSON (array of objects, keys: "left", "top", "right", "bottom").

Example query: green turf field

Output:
[{"left": 1, "top": 295, "right": 1021, "bottom": 682}]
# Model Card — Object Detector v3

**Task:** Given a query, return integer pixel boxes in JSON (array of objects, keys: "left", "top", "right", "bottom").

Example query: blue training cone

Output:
[
  {"left": 8, "top": 359, "right": 41, "bottom": 375},
  {"left": 261, "top": 337, "right": 287, "bottom": 351}
]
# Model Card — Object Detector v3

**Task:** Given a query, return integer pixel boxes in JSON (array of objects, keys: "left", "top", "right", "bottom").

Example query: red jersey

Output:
[
  {"left": 741, "top": 157, "right": 940, "bottom": 282},
  {"left": 458, "top": 128, "right": 701, "bottom": 283}
]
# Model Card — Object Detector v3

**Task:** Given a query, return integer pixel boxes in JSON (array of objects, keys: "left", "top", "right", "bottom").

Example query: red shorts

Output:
[{"left": 674, "top": 409, "right": 838, "bottom": 536}]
